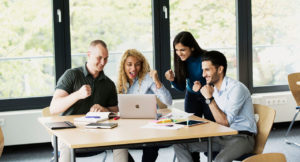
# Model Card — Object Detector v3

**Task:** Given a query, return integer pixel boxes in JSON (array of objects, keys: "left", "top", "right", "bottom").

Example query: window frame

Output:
[
  {"left": 0, "top": 0, "right": 290, "bottom": 112},
  {"left": 0, "top": 0, "right": 71, "bottom": 111},
  {"left": 238, "top": 0, "right": 289, "bottom": 93}
]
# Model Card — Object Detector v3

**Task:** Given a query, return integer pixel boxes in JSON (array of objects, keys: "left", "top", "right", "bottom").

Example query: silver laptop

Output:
[{"left": 118, "top": 94, "right": 157, "bottom": 119}]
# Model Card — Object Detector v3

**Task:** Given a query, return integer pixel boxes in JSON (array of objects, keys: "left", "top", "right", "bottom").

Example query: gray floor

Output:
[{"left": 1, "top": 123, "right": 299, "bottom": 162}]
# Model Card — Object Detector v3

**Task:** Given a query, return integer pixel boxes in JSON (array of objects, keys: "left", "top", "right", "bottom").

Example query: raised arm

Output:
[
  {"left": 165, "top": 69, "right": 186, "bottom": 91},
  {"left": 201, "top": 84, "right": 229, "bottom": 126},
  {"left": 49, "top": 85, "right": 91, "bottom": 115},
  {"left": 150, "top": 70, "right": 172, "bottom": 106}
]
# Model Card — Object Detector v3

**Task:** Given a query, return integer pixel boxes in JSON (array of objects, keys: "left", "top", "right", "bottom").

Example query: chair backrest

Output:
[
  {"left": 242, "top": 153, "right": 286, "bottom": 162},
  {"left": 0, "top": 127, "right": 4, "bottom": 157},
  {"left": 42, "top": 107, "right": 57, "bottom": 117},
  {"left": 253, "top": 104, "right": 276, "bottom": 154},
  {"left": 288, "top": 72, "right": 300, "bottom": 106}
]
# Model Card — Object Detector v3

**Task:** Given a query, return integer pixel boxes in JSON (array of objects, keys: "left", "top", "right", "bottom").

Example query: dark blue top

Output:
[{"left": 171, "top": 56, "right": 206, "bottom": 94}]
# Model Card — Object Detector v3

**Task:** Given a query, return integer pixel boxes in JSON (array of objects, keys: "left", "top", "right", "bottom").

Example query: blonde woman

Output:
[{"left": 114, "top": 49, "right": 172, "bottom": 162}]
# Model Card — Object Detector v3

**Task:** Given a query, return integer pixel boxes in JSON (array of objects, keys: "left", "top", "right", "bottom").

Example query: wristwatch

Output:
[{"left": 205, "top": 96, "right": 214, "bottom": 104}]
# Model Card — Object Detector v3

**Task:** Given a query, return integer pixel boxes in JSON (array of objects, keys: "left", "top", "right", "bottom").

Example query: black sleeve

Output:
[
  {"left": 56, "top": 69, "right": 75, "bottom": 94},
  {"left": 107, "top": 83, "right": 118, "bottom": 107}
]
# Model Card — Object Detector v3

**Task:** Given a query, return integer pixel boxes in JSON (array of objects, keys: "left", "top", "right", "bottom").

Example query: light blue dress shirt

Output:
[
  {"left": 126, "top": 73, "right": 172, "bottom": 106},
  {"left": 213, "top": 76, "right": 257, "bottom": 134}
]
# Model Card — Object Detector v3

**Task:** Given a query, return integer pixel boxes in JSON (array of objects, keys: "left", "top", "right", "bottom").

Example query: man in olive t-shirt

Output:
[
  {"left": 49, "top": 40, "right": 118, "bottom": 162},
  {"left": 50, "top": 40, "right": 118, "bottom": 115}
]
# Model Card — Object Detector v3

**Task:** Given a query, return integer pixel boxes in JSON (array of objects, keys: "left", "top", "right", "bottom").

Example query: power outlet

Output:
[
  {"left": 266, "top": 99, "right": 273, "bottom": 105},
  {"left": 266, "top": 97, "right": 288, "bottom": 105},
  {"left": 0, "top": 118, "right": 4, "bottom": 126},
  {"left": 280, "top": 98, "right": 288, "bottom": 104}
]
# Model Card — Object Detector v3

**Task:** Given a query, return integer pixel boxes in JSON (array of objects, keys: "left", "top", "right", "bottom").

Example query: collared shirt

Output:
[
  {"left": 213, "top": 76, "right": 257, "bottom": 134},
  {"left": 171, "top": 56, "right": 206, "bottom": 94},
  {"left": 56, "top": 64, "right": 118, "bottom": 116},
  {"left": 126, "top": 73, "right": 172, "bottom": 106}
]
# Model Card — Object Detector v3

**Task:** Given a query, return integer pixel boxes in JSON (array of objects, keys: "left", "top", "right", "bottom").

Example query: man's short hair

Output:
[
  {"left": 202, "top": 50, "right": 228, "bottom": 76},
  {"left": 90, "top": 40, "right": 107, "bottom": 49}
]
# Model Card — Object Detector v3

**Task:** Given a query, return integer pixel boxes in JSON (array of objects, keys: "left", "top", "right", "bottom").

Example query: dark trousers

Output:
[
  {"left": 128, "top": 146, "right": 159, "bottom": 162},
  {"left": 184, "top": 91, "right": 215, "bottom": 121},
  {"left": 184, "top": 91, "right": 215, "bottom": 162}
]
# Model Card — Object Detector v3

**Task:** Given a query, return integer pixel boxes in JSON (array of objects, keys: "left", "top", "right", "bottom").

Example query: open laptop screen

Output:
[{"left": 118, "top": 94, "right": 157, "bottom": 119}]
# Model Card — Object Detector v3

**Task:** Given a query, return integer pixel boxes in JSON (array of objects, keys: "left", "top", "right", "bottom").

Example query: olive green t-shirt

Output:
[{"left": 56, "top": 64, "right": 118, "bottom": 116}]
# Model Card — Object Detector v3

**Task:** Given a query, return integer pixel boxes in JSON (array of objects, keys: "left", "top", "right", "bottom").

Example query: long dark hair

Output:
[{"left": 173, "top": 31, "right": 206, "bottom": 85}]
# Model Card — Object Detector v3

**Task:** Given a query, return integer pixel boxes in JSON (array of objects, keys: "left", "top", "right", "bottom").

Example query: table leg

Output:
[
  {"left": 207, "top": 137, "right": 212, "bottom": 162},
  {"left": 53, "top": 135, "right": 58, "bottom": 162},
  {"left": 71, "top": 148, "right": 76, "bottom": 162}
]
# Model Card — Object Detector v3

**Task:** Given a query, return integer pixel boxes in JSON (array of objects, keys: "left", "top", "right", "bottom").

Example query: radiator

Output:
[
  {"left": 0, "top": 109, "right": 51, "bottom": 146},
  {"left": 172, "top": 92, "right": 300, "bottom": 123},
  {"left": 252, "top": 91, "right": 299, "bottom": 123}
]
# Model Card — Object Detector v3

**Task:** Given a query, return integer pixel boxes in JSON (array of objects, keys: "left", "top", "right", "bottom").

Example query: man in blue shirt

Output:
[{"left": 174, "top": 50, "right": 257, "bottom": 162}]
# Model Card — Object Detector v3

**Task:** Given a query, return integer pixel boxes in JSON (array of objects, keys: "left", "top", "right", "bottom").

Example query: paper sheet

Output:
[
  {"left": 160, "top": 111, "right": 194, "bottom": 121},
  {"left": 141, "top": 122, "right": 184, "bottom": 130}
]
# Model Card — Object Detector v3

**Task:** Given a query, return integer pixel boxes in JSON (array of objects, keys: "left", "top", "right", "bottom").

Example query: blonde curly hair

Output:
[{"left": 117, "top": 49, "right": 150, "bottom": 94}]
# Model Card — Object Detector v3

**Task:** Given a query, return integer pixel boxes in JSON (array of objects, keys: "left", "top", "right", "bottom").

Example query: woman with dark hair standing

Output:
[{"left": 165, "top": 31, "right": 215, "bottom": 161}]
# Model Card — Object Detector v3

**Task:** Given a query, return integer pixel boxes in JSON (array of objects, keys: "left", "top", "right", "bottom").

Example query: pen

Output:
[{"left": 85, "top": 116, "right": 100, "bottom": 118}]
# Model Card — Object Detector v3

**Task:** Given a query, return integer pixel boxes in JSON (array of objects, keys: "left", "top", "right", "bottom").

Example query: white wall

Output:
[
  {"left": 0, "top": 109, "right": 51, "bottom": 146},
  {"left": 0, "top": 91, "right": 299, "bottom": 146}
]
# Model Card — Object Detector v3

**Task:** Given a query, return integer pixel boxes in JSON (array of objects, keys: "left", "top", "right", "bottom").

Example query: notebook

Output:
[
  {"left": 118, "top": 94, "right": 157, "bottom": 119},
  {"left": 74, "top": 112, "right": 117, "bottom": 123},
  {"left": 45, "top": 121, "right": 76, "bottom": 130}
]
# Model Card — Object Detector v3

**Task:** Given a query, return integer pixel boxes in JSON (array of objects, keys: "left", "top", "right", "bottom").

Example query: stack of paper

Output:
[
  {"left": 74, "top": 112, "right": 116, "bottom": 123},
  {"left": 160, "top": 111, "right": 194, "bottom": 121}
]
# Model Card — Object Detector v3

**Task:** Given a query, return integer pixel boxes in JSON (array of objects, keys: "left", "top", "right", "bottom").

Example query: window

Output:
[
  {"left": 169, "top": 0, "right": 237, "bottom": 79},
  {"left": 2, "top": 0, "right": 298, "bottom": 111},
  {"left": 0, "top": 0, "right": 54, "bottom": 99},
  {"left": 69, "top": 0, "right": 153, "bottom": 82},
  {"left": 252, "top": 0, "right": 300, "bottom": 87}
]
